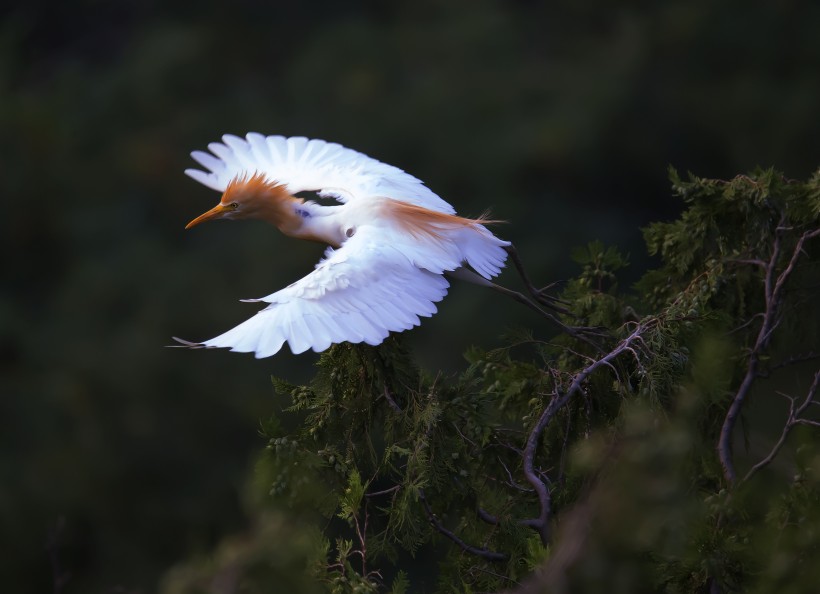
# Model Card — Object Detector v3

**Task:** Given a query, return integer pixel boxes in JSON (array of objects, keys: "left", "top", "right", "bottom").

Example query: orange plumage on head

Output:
[
  {"left": 186, "top": 172, "right": 304, "bottom": 231},
  {"left": 222, "top": 172, "right": 283, "bottom": 202}
]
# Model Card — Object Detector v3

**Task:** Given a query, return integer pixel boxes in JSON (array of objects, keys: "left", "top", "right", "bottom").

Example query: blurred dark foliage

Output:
[{"left": 1, "top": 1, "right": 819, "bottom": 592}]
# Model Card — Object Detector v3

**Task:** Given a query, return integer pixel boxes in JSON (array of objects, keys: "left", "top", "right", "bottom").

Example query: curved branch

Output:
[
  {"left": 742, "top": 369, "right": 820, "bottom": 483},
  {"left": 477, "top": 506, "right": 543, "bottom": 532},
  {"left": 365, "top": 484, "right": 401, "bottom": 498},
  {"left": 418, "top": 490, "right": 508, "bottom": 562},
  {"left": 718, "top": 227, "right": 820, "bottom": 484},
  {"left": 522, "top": 323, "right": 650, "bottom": 546}
]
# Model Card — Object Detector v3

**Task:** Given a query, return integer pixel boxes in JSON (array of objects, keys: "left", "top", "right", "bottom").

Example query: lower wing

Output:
[{"left": 173, "top": 228, "right": 451, "bottom": 358}]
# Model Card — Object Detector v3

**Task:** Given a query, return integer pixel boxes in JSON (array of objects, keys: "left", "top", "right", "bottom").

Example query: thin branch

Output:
[
  {"left": 452, "top": 421, "right": 479, "bottom": 449},
  {"left": 497, "top": 457, "right": 533, "bottom": 492},
  {"left": 718, "top": 226, "right": 820, "bottom": 484},
  {"left": 727, "top": 258, "right": 767, "bottom": 268},
  {"left": 382, "top": 384, "right": 402, "bottom": 413},
  {"left": 522, "top": 322, "right": 650, "bottom": 546},
  {"left": 770, "top": 351, "right": 820, "bottom": 373},
  {"left": 726, "top": 312, "right": 764, "bottom": 336},
  {"left": 757, "top": 350, "right": 820, "bottom": 378},
  {"left": 556, "top": 407, "right": 573, "bottom": 487},
  {"left": 477, "top": 506, "right": 542, "bottom": 531},
  {"left": 352, "top": 495, "right": 369, "bottom": 576},
  {"left": 522, "top": 398, "right": 556, "bottom": 546},
  {"left": 772, "top": 229, "right": 820, "bottom": 300},
  {"left": 741, "top": 409, "right": 793, "bottom": 484},
  {"left": 467, "top": 564, "right": 522, "bottom": 587},
  {"left": 742, "top": 370, "right": 820, "bottom": 483},
  {"left": 477, "top": 506, "right": 499, "bottom": 525},
  {"left": 418, "top": 489, "right": 508, "bottom": 562},
  {"left": 365, "top": 484, "right": 401, "bottom": 498}
]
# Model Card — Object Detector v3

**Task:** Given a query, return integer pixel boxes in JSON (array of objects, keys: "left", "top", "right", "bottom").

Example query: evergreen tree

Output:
[{"left": 162, "top": 169, "right": 820, "bottom": 593}]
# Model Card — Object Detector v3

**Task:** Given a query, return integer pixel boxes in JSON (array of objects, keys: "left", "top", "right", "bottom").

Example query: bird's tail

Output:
[{"left": 457, "top": 224, "right": 510, "bottom": 279}]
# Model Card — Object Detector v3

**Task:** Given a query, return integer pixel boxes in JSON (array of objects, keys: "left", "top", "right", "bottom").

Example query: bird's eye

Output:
[
  {"left": 230, "top": 202, "right": 239, "bottom": 210},
  {"left": 345, "top": 227, "right": 356, "bottom": 238}
]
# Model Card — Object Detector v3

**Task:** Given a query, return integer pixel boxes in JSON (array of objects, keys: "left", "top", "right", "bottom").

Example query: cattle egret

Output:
[{"left": 174, "top": 133, "right": 510, "bottom": 358}]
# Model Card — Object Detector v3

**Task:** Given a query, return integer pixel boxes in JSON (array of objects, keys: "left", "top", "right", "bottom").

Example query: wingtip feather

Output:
[{"left": 185, "top": 168, "right": 224, "bottom": 191}]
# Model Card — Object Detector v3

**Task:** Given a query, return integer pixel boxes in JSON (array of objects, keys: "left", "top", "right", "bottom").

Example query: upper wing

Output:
[
  {"left": 183, "top": 227, "right": 451, "bottom": 358},
  {"left": 185, "top": 133, "right": 456, "bottom": 214}
]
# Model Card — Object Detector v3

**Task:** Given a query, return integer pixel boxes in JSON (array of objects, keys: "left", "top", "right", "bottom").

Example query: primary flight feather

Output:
[{"left": 176, "top": 133, "right": 510, "bottom": 358}]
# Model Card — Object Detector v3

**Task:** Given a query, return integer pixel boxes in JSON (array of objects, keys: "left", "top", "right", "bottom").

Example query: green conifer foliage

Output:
[{"left": 162, "top": 170, "right": 820, "bottom": 593}]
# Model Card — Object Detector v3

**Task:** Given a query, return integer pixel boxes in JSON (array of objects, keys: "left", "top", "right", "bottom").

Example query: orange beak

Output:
[{"left": 185, "top": 203, "right": 231, "bottom": 229}]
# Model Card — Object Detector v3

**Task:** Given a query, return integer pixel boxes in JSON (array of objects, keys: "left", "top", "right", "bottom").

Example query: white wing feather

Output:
[
  {"left": 194, "top": 227, "right": 451, "bottom": 358},
  {"left": 185, "top": 133, "right": 456, "bottom": 214}
]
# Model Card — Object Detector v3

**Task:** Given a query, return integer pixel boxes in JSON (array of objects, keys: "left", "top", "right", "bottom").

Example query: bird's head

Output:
[{"left": 185, "top": 173, "right": 291, "bottom": 229}]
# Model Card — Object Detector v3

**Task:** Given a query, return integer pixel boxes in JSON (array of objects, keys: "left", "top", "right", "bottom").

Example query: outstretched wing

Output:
[
  {"left": 175, "top": 226, "right": 451, "bottom": 358},
  {"left": 185, "top": 133, "right": 456, "bottom": 214}
]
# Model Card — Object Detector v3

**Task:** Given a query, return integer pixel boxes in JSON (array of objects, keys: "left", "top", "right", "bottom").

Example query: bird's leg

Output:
[
  {"left": 503, "top": 244, "right": 573, "bottom": 315},
  {"left": 446, "top": 269, "right": 607, "bottom": 349},
  {"left": 448, "top": 268, "right": 556, "bottom": 319}
]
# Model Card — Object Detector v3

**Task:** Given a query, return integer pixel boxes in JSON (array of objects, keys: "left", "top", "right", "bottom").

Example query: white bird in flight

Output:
[{"left": 175, "top": 133, "right": 510, "bottom": 358}]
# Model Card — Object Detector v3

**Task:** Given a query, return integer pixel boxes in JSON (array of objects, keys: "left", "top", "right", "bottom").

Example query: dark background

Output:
[{"left": 2, "top": 1, "right": 819, "bottom": 591}]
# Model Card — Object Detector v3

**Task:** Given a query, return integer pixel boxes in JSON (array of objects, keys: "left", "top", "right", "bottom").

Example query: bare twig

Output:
[
  {"left": 477, "top": 506, "right": 499, "bottom": 525},
  {"left": 452, "top": 421, "right": 479, "bottom": 449},
  {"left": 382, "top": 384, "right": 402, "bottom": 413},
  {"left": 718, "top": 227, "right": 820, "bottom": 484},
  {"left": 497, "top": 457, "right": 533, "bottom": 492},
  {"left": 467, "top": 564, "right": 522, "bottom": 587},
  {"left": 353, "top": 496, "right": 369, "bottom": 576},
  {"left": 723, "top": 313, "right": 766, "bottom": 338},
  {"left": 418, "top": 489, "right": 508, "bottom": 562},
  {"left": 768, "top": 351, "right": 820, "bottom": 374},
  {"left": 365, "top": 484, "right": 401, "bottom": 498},
  {"left": 522, "top": 396, "right": 557, "bottom": 546},
  {"left": 728, "top": 258, "right": 768, "bottom": 268},
  {"left": 477, "top": 506, "right": 543, "bottom": 531},
  {"left": 522, "top": 322, "right": 650, "bottom": 546},
  {"left": 742, "top": 370, "right": 820, "bottom": 483},
  {"left": 556, "top": 409, "right": 573, "bottom": 487}
]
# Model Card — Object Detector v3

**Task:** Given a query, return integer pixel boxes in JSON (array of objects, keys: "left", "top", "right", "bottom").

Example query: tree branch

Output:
[
  {"left": 382, "top": 384, "right": 402, "bottom": 413},
  {"left": 497, "top": 457, "right": 533, "bottom": 492},
  {"left": 718, "top": 226, "right": 820, "bottom": 484},
  {"left": 742, "top": 369, "right": 820, "bottom": 483},
  {"left": 522, "top": 322, "right": 650, "bottom": 546},
  {"left": 756, "top": 351, "right": 820, "bottom": 378},
  {"left": 418, "top": 489, "right": 508, "bottom": 562},
  {"left": 365, "top": 484, "right": 401, "bottom": 498},
  {"left": 477, "top": 506, "right": 543, "bottom": 531}
]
